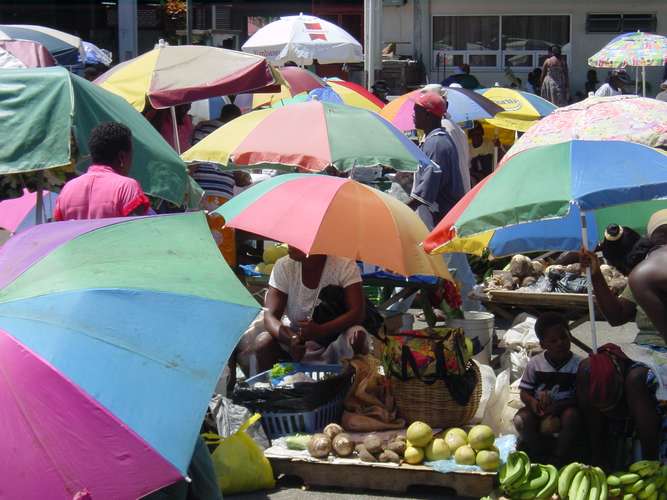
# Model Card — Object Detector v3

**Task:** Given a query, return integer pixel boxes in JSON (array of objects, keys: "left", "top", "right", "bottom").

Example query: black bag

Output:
[{"left": 311, "top": 285, "right": 385, "bottom": 346}]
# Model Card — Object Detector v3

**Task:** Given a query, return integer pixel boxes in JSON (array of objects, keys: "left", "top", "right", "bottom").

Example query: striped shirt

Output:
[
  {"left": 519, "top": 351, "right": 582, "bottom": 401},
  {"left": 191, "top": 119, "right": 235, "bottom": 199}
]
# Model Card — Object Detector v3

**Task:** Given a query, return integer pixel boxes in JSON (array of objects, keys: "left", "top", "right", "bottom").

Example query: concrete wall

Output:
[{"left": 382, "top": 0, "right": 667, "bottom": 96}]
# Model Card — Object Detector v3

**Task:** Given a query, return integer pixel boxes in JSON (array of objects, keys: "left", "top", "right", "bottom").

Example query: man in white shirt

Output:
[{"left": 594, "top": 70, "right": 629, "bottom": 97}]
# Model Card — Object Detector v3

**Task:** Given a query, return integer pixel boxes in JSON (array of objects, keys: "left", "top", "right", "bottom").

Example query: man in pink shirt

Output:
[{"left": 54, "top": 122, "right": 150, "bottom": 221}]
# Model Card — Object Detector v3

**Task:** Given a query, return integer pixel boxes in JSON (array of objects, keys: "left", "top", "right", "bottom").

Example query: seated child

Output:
[{"left": 514, "top": 312, "right": 583, "bottom": 465}]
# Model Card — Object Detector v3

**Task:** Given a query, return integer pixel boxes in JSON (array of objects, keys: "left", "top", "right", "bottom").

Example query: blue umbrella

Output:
[
  {"left": 82, "top": 40, "right": 112, "bottom": 66},
  {"left": 0, "top": 24, "right": 84, "bottom": 66}
]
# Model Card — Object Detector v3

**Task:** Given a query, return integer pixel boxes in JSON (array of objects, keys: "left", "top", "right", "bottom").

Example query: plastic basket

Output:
[{"left": 244, "top": 363, "right": 347, "bottom": 439}]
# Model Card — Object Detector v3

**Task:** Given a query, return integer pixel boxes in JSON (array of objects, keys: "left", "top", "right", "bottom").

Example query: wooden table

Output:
[{"left": 481, "top": 290, "right": 601, "bottom": 353}]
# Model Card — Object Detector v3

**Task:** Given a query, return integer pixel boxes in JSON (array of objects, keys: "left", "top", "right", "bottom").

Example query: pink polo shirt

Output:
[{"left": 54, "top": 164, "right": 150, "bottom": 221}]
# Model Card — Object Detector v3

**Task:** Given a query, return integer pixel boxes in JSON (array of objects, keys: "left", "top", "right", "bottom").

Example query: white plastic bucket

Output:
[{"left": 448, "top": 311, "right": 495, "bottom": 365}]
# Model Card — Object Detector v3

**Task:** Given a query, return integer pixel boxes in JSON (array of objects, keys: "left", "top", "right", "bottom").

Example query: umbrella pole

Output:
[
  {"left": 35, "top": 189, "right": 44, "bottom": 225},
  {"left": 635, "top": 67, "right": 639, "bottom": 95},
  {"left": 580, "top": 209, "right": 598, "bottom": 352},
  {"left": 170, "top": 106, "right": 181, "bottom": 154},
  {"left": 642, "top": 66, "right": 646, "bottom": 97}
]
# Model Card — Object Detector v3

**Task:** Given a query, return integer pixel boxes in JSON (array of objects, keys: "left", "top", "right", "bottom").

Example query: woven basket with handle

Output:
[{"left": 390, "top": 361, "right": 482, "bottom": 429}]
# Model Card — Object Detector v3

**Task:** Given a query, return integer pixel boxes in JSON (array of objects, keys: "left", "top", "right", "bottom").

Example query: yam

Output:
[
  {"left": 332, "top": 433, "right": 354, "bottom": 457},
  {"left": 509, "top": 254, "right": 532, "bottom": 279},
  {"left": 379, "top": 450, "right": 401, "bottom": 463},
  {"left": 356, "top": 445, "right": 378, "bottom": 462},
  {"left": 307, "top": 433, "right": 331, "bottom": 458},
  {"left": 386, "top": 440, "right": 406, "bottom": 455},
  {"left": 363, "top": 434, "right": 383, "bottom": 455}
]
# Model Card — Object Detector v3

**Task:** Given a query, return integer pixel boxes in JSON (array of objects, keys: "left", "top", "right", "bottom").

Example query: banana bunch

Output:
[
  {"left": 558, "top": 462, "right": 608, "bottom": 499},
  {"left": 606, "top": 460, "right": 667, "bottom": 500},
  {"left": 499, "top": 451, "right": 558, "bottom": 499}
]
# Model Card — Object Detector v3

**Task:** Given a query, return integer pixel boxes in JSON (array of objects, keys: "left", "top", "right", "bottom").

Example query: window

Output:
[
  {"left": 586, "top": 13, "right": 657, "bottom": 34},
  {"left": 433, "top": 15, "right": 570, "bottom": 70}
]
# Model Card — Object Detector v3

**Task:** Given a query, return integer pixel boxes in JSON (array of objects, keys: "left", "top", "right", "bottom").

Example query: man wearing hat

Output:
[
  {"left": 594, "top": 70, "right": 631, "bottom": 97},
  {"left": 410, "top": 92, "right": 481, "bottom": 310},
  {"left": 628, "top": 209, "right": 667, "bottom": 343}
]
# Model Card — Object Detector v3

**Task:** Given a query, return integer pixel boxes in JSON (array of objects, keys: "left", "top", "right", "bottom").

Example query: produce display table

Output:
[
  {"left": 481, "top": 290, "right": 601, "bottom": 353},
  {"left": 266, "top": 454, "right": 495, "bottom": 497}
]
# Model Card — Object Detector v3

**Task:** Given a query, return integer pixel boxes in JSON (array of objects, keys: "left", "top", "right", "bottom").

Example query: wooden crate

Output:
[{"left": 268, "top": 456, "right": 495, "bottom": 498}]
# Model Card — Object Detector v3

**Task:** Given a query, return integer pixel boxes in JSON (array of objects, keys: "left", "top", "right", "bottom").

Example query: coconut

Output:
[
  {"left": 332, "top": 433, "right": 354, "bottom": 457},
  {"left": 307, "top": 433, "right": 331, "bottom": 458}
]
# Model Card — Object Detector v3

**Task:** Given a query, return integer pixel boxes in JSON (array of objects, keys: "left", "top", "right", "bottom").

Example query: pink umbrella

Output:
[
  {"left": 0, "top": 189, "right": 56, "bottom": 233},
  {"left": 0, "top": 39, "right": 56, "bottom": 68}
]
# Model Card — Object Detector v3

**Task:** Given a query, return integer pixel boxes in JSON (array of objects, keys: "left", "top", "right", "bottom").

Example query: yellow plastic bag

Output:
[{"left": 202, "top": 414, "right": 275, "bottom": 495}]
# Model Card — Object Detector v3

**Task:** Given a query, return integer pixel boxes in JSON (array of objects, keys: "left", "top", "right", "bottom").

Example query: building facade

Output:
[{"left": 383, "top": 0, "right": 667, "bottom": 96}]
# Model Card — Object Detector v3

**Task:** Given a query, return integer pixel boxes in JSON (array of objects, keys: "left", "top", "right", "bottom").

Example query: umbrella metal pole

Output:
[
  {"left": 580, "top": 209, "right": 598, "bottom": 352},
  {"left": 635, "top": 67, "right": 639, "bottom": 95},
  {"left": 35, "top": 189, "right": 43, "bottom": 225},
  {"left": 170, "top": 106, "right": 181, "bottom": 154},
  {"left": 642, "top": 66, "right": 646, "bottom": 97}
]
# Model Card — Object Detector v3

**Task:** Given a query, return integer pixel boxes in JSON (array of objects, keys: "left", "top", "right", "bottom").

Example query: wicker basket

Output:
[{"left": 390, "top": 362, "right": 482, "bottom": 429}]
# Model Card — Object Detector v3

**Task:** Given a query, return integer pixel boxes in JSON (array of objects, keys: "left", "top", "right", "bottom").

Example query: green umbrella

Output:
[{"left": 0, "top": 66, "right": 191, "bottom": 205}]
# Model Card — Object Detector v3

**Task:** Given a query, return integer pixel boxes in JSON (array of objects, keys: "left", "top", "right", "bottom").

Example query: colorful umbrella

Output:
[
  {"left": 588, "top": 31, "right": 667, "bottom": 96},
  {"left": 95, "top": 44, "right": 282, "bottom": 112},
  {"left": 503, "top": 95, "right": 667, "bottom": 163},
  {"left": 181, "top": 101, "right": 431, "bottom": 173},
  {"left": 234, "top": 66, "right": 327, "bottom": 112},
  {"left": 589, "top": 31, "right": 667, "bottom": 68},
  {"left": 380, "top": 87, "right": 503, "bottom": 131},
  {"left": 474, "top": 87, "right": 556, "bottom": 132},
  {"left": 242, "top": 14, "right": 363, "bottom": 66},
  {"left": 0, "top": 189, "right": 57, "bottom": 233},
  {"left": 321, "top": 79, "right": 384, "bottom": 112},
  {"left": 0, "top": 67, "right": 191, "bottom": 205},
  {"left": 0, "top": 24, "right": 84, "bottom": 66},
  {"left": 0, "top": 39, "right": 56, "bottom": 67},
  {"left": 216, "top": 173, "right": 451, "bottom": 279},
  {"left": 423, "top": 140, "right": 667, "bottom": 258},
  {"left": 0, "top": 212, "right": 259, "bottom": 498},
  {"left": 82, "top": 40, "right": 112, "bottom": 66}
]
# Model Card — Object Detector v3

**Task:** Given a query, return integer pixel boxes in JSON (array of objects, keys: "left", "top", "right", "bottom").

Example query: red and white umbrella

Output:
[{"left": 242, "top": 14, "right": 363, "bottom": 66}]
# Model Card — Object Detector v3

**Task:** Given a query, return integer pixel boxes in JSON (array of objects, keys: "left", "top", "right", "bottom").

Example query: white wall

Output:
[{"left": 383, "top": 0, "right": 667, "bottom": 96}]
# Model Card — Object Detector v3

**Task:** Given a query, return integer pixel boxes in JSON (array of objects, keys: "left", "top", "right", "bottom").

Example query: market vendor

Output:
[
  {"left": 578, "top": 222, "right": 664, "bottom": 464},
  {"left": 236, "top": 246, "right": 369, "bottom": 374}
]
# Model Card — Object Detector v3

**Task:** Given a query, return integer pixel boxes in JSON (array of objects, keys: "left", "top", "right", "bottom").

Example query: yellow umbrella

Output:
[{"left": 475, "top": 87, "right": 557, "bottom": 132}]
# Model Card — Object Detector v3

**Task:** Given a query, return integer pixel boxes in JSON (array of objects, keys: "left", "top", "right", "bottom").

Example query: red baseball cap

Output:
[{"left": 414, "top": 92, "right": 445, "bottom": 118}]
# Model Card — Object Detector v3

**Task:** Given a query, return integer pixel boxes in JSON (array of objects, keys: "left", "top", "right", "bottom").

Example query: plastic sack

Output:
[
  {"left": 202, "top": 414, "right": 275, "bottom": 495},
  {"left": 482, "top": 369, "right": 518, "bottom": 436},
  {"left": 209, "top": 395, "right": 270, "bottom": 449},
  {"left": 471, "top": 361, "right": 497, "bottom": 424}
]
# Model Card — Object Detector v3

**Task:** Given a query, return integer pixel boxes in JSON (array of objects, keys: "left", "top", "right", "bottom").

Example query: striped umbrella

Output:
[
  {"left": 216, "top": 174, "right": 451, "bottom": 279},
  {"left": 475, "top": 87, "right": 556, "bottom": 132},
  {"left": 0, "top": 24, "right": 84, "bottom": 66},
  {"left": 95, "top": 45, "right": 283, "bottom": 111},
  {"left": 325, "top": 79, "right": 385, "bottom": 111},
  {"left": 0, "top": 39, "right": 56, "bottom": 68},
  {"left": 0, "top": 212, "right": 259, "bottom": 498},
  {"left": 380, "top": 87, "right": 503, "bottom": 131},
  {"left": 234, "top": 66, "right": 327, "bottom": 112},
  {"left": 181, "top": 101, "right": 431, "bottom": 173}
]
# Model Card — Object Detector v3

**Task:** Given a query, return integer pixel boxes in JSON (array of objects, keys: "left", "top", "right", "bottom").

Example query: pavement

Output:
[{"left": 227, "top": 319, "right": 639, "bottom": 500}]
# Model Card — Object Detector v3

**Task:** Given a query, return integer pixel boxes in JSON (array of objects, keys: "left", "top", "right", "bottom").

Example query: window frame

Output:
[{"left": 431, "top": 13, "right": 572, "bottom": 72}]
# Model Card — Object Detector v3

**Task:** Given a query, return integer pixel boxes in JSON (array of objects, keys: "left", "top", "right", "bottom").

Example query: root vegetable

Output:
[
  {"left": 323, "top": 423, "right": 344, "bottom": 440},
  {"left": 363, "top": 434, "right": 383, "bottom": 455},
  {"left": 307, "top": 433, "right": 331, "bottom": 458},
  {"left": 332, "top": 433, "right": 354, "bottom": 457},
  {"left": 386, "top": 440, "right": 406, "bottom": 456},
  {"left": 357, "top": 445, "right": 377, "bottom": 462},
  {"left": 379, "top": 450, "right": 401, "bottom": 463}
]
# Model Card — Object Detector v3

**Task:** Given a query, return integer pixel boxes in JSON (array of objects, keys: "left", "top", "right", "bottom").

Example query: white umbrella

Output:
[{"left": 242, "top": 14, "right": 363, "bottom": 66}]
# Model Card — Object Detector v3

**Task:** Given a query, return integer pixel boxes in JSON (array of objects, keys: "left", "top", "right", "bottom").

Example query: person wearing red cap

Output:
[{"left": 408, "top": 91, "right": 464, "bottom": 229}]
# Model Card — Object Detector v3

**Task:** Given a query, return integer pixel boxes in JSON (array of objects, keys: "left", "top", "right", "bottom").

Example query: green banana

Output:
[
  {"left": 515, "top": 487, "right": 542, "bottom": 499},
  {"left": 639, "top": 464, "right": 661, "bottom": 478},
  {"left": 575, "top": 469, "right": 591, "bottom": 500},
  {"left": 501, "top": 452, "right": 525, "bottom": 491},
  {"left": 659, "top": 492, "right": 667, "bottom": 500},
  {"left": 620, "top": 474, "right": 642, "bottom": 485},
  {"left": 594, "top": 467, "right": 608, "bottom": 500},
  {"left": 609, "top": 488, "right": 622, "bottom": 497},
  {"left": 655, "top": 477, "right": 666, "bottom": 489},
  {"left": 631, "top": 461, "right": 659, "bottom": 473},
  {"left": 535, "top": 464, "right": 559, "bottom": 499},
  {"left": 588, "top": 468, "right": 600, "bottom": 500},
  {"left": 570, "top": 469, "right": 587, "bottom": 500},
  {"left": 629, "top": 480, "right": 647, "bottom": 494},
  {"left": 660, "top": 465, "right": 667, "bottom": 477},
  {"left": 640, "top": 481, "right": 658, "bottom": 499},
  {"left": 559, "top": 462, "right": 583, "bottom": 498},
  {"left": 524, "top": 464, "right": 550, "bottom": 491},
  {"left": 624, "top": 495, "right": 637, "bottom": 500},
  {"left": 609, "top": 475, "right": 622, "bottom": 487}
]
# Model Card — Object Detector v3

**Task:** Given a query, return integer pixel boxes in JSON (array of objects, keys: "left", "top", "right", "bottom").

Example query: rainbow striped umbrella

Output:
[
  {"left": 0, "top": 212, "right": 259, "bottom": 498},
  {"left": 589, "top": 31, "right": 667, "bottom": 68},
  {"left": 380, "top": 87, "right": 503, "bottom": 131},
  {"left": 95, "top": 45, "right": 282, "bottom": 111},
  {"left": 216, "top": 174, "right": 451, "bottom": 279},
  {"left": 475, "top": 87, "right": 556, "bottom": 132},
  {"left": 181, "top": 101, "right": 430, "bottom": 173},
  {"left": 423, "top": 140, "right": 667, "bottom": 258}
]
